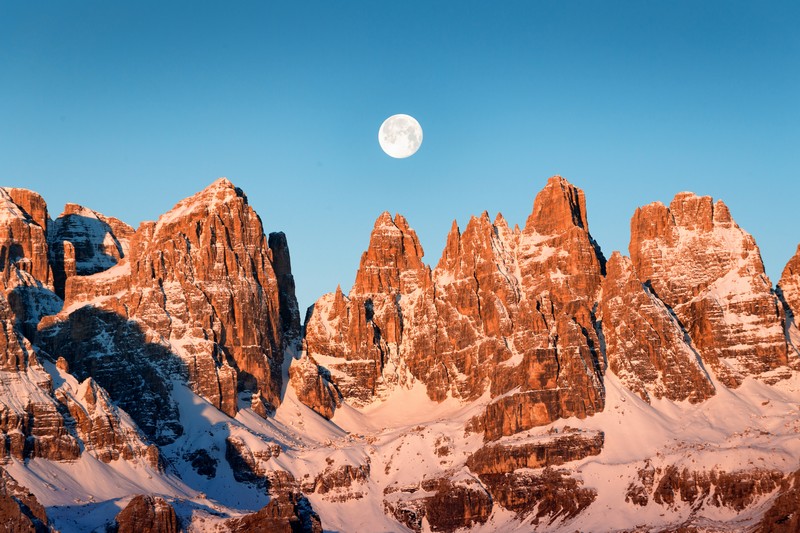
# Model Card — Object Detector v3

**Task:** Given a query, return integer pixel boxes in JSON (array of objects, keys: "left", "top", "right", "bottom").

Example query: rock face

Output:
[
  {"left": 55, "top": 376, "right": 160, "bottom": 468},
  {"left": 37, "top": 305, "right": 185, "bottom": 446},
  {"left": 0, "top": 467, "right": 52, "bottom": 532},
  {"left": 599, "top": 252, "right": 715, "bottom": 403},
  {"left": 383, "top": 473, "right": 492, "bottom": 533},
  {"left": 756, "top": 468, "right": 800, "bottom": 533},
  {"left": 48, "top": 203, "right": 134, "bottom": 298},
  {"left": 0, "top": 188, "right": 159, "bottom": 466},
  {"left": 225, "top": 494, "right": 322, "bottom": 533},
  {"left": 466, "top": 429, "right": 604, "bottom": 475},
  {"left": 305, "top": 177, "right": 606, "bottom": 439},
  {"left": 0, "top": 292, "right": 80, "bottom": 462},
  {"left": 38, "top": 178, "right": 301, "bottom": 448},
  {"left": 629, "top": 193, "right": 788, "bottom": 386},
  {"left": 304, "top": 213, "right": 430, "bottom": 404},
  {"left": 0, "top": 188, "right": 53, "bottom": 291},
  {"left": 112, "top": 495, "right": 180, "bottom": 533},
  {"left": 778, "top": 244, "right": 800, "bottom": 367},
  {"left": 625, "top": 464, "right": 784, "bottom": 514},
  {"left": 0, "top": 188, "right": 60, "bottom": 339},
  {"left": 480, "top": 468, "right": 596, "bottom": 522},
  {"left": 288, "top": 354, "right": 341, "bottom": 419},
  {"left": 125, "top": 178, "right": 293, "bottom": 415},
  {"left": 778, "top": 244, "right": 800, "bottom": 318}
]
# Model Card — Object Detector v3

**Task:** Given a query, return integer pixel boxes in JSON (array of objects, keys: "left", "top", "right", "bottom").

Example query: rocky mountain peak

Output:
[
  {"left": 3, "top": 188, "right": 49, "bottom": 231},
  {"left": 630, "top": 191, "right": 788, "bottom": 386},
  {"left": 124, "top": 178, "right": 289, "bottom": 415},
  {"left": 666, "top": 192, "right": 737, "bottom": 232},
  {"left": 524, "top": 175, "right": 589, "bottom": 235},
  {"left": 0, "top": 187, "right": 53, "bottom": 291},
  {"left": 352, "top": 211, "right": 426, "bottom": 295}
]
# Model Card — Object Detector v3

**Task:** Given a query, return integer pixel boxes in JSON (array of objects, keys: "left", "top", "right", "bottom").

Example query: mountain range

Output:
[{"left": 0, "top": 176, "right": 798, "bottom": 532}]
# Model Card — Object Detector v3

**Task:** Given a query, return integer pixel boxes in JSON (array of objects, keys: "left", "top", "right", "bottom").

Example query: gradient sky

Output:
[{"left": 2, "top": 1, "right": 798, "bottom": 312}]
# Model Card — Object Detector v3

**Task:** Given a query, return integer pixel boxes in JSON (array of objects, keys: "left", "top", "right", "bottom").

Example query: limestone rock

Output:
[
  {"left": 126, "top": 178, "right": 288, "bottom": 416},
  {"left": 479, "top": 468, "right": 596, "bottom": 521},
  {"left": 0, "top": 188, "right": 53, "bottom": 291},
  {"left": 269, "top": 231, "right": 302, "bottom": 342},
  {"left": 224, "top": 434, "right": 282, "bottom": 489},
  {"left": 0, "top": 467, "right": 52, "bottom": 532},
  {"left": 306, "top": 462, "right": 370, "bottom": 502},
  {"left": 288, "top": 354, "right": 341, "bottom": 419},
  {"left": 305, "top": 177, "right": 605, "bottom": 439},
  {"left": 37, "top": 306, "right": 184, "bottom": 446},
  {"left": 648, "top": 465, "right": 783, "bottom": 512},
  {"left": 466, "top": 429, "right": 603, "bottom": 475},
  {"left": 55, "top": 377, "right": 159, "bottom": 468},
  {"left": 756, "top": 468, "right": 800, "bottom": 533},
  {"left": 383, "top": 473, "right": 492, "bottom": 533},
  {"left": 630, "top": 193, "right": 788, "bottom": 386},
  {"left": 0, "top": 188, "right": 60, "bottom": 339},
  {"left": 39, "top": 178, "right": 300, "bottom": 449},
  {"left": 777, "top": 244, "right": 800, "bottom": 367},
  {"left": 225, "top": 493, "right": 322, "bottom": 533},
  {"left": 0, "top": 295, "right": 80, "bottom": 462},
  {"left": 48, "top": 203, "right": 134, "bottom": 298},
  {"left": 778, "top": 244, "right": 800, "bottom": 317},
  {"left": 304, "top": 213, "right": 430, "bottom": 405},
  {"left": 112, "top": 495, "right": 180, "bottom": 533},
  {"left": 600, "top": 252, "right": 715, "bottom": 403}
]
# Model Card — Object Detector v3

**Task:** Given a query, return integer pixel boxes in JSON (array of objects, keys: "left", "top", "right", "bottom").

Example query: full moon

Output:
[{"left": 378, "top": 114, "right": 423, "bottom": 158}]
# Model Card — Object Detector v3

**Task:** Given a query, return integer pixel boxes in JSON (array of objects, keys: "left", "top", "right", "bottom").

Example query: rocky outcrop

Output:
[
  {"left": 225, "top": 434, "right": 282, "bottom": 489},
  {"left": 305, "top": 462, "right": 370, "bottom": 502},
  {"left": 304, "top": 212, "right": 429, "bottom": 404},
  {"left": 0, "top": 294, "right": 80, "bottom": 462},
  {"left": 480, "top": 468, "right": 596, "bottom": 522},
  {"left": 777, "top": 245, "right": 800, "bottom": 368},
  {"left": 0, "top": 188, "right": 53, "bottom": 291},
  {"left": 630, "top": 193, "right": 789, "bottom": 386},
  {"left": 225, "top": 494, "right": 322, "bottom": 533},
  {"left": 778, "top": 244, "right": 800, "bottom": 318},
  {"left": 221, "top": 464, "right": 322, "bottom": 533},
  {"left": 466, "top": 429, "right": 603, "bottom": 475},
  {"left": 37, "top": 306, "right": 184, "bottom": 446},
  {"left": 600, "top": 252, "right": 715, "bottom": 403},
  {"left": 112, "top": 495, "right": 180, "bottom": 533},
  {"left": 0, "top": 291, "right": 34, "bottom": 372},
  {"left": 0, "top": 188, "right": 60, "bottom": 340},
  {"left": 305, "top": 177, "right": 605, "bottom": 438},
  {"left": 48, "top": 203, "right": 134, "bottom": 298},
  {"left": 0, "top": 467, "right": 52, "bottom": 532},
  {"left": 756, "top": 468, "right": 800, "bottom": 533},
  {"left": 625, "top": 463, "right": 784, "bottom": 512},
  {"left": 269, "top": 232, "right": 302, "bottom": 342},
  {"left": 288, "top": 355, "right": 341, "bottom": 419},
  {"left": 383, "top": 473, "right": 492, "bottom": 532},
  {"left": 55, "top": 377, "right": 160, "bottom": 468}
]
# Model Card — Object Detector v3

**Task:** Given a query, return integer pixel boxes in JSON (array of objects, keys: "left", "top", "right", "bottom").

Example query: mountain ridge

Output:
[{"left": 0, "top": 176, "right": 797, "bottom": 532}]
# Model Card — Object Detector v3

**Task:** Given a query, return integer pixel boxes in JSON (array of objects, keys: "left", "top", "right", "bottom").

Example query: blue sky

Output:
[{"left": 2, "top": 1, "right": 798, "bottom": 312}]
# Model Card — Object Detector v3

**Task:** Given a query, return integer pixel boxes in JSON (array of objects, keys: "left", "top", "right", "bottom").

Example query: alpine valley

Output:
[{"left": 0, "top": 176, "right": 798, "bottom": 533}]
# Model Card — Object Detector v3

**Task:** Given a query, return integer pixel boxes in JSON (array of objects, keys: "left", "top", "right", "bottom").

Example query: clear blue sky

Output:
[{"left": 2, "top": 1, "right": 798, "bottom": 312}]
